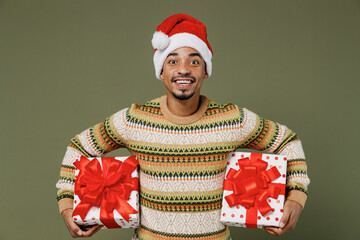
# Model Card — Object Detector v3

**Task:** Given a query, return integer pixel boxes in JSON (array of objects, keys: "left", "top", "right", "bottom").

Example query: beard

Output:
[
  {"left": 171, "top": 90, "right": 195, "bottom": 101},
  {"left": 171, "top": 74, "right": 196, "bottom": 101}
]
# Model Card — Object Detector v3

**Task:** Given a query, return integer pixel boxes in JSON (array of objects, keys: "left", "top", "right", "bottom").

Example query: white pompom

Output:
[{"left": 151, "top": 31, "right": 170, "bottom": 50}]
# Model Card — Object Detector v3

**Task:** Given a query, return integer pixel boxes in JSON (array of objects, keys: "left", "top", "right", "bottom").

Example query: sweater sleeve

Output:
[
  {"left": 238, "top": 107, "right": 310, "bottom": 208},
  {"left": 55, "top": 108, "right": 129, "bottom": 214}
]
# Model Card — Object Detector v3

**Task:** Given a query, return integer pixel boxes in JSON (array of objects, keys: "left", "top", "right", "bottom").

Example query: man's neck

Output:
[{"left": 166, "top": 92, "right": 201, "bottom": 117}]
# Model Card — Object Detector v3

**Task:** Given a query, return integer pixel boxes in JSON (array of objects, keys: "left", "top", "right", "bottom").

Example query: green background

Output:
[{"left": 1, "top": 0, "right": 359, "bottom": 239}]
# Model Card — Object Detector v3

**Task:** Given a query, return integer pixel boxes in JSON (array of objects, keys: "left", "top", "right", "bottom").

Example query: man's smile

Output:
[{"left": 172, "top": 76, "right": 196, "bottom": 89}]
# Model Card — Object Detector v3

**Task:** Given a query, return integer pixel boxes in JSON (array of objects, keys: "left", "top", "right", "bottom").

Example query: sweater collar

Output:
[{"left": 159, "top": 95, "right": 210, "bottom": 125}]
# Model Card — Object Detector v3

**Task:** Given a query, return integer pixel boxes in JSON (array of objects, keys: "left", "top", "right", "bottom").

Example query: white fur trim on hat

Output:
[{"left": 153, "top": 33, "right": 212, "bottom": 80}]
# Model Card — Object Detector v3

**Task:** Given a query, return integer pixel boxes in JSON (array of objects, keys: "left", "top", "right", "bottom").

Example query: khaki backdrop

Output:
[{"left": 1, "top": 0, "right": 359, "bottom": 239}]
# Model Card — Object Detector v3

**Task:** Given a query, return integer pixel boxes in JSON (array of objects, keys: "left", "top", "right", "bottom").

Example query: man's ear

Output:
[
  {"left": 160, "top": 69, "right": 164, "bottom": 80},
  {"left": 204, "top": 63, "right": 209, "bottom": 79},
  {"left": 204, "top": 70, "right": 209, "bottom": 79}
]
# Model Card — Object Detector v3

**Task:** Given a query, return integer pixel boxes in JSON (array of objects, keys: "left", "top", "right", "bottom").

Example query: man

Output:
[{"left": 56, "top": 13, "right": 310, "bottom": 239}]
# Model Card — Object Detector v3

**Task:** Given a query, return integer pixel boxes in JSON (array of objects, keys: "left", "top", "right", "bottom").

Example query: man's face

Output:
[{"left": 160, "top": 47, "right": 208, "bottom": 101}]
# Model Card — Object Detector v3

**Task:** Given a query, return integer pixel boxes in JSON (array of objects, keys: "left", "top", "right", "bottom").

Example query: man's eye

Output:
[
  {"left": 169, "top": 60, "right": 177, "bottom": 64},
  {"left": 191, "top": 60, "right": 199, "bottom": 64}
]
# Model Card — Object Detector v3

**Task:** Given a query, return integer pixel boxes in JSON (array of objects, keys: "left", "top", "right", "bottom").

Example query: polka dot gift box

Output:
[
  {"left": 220, "top": 152, "right": 287, "bottom": 229},
  {"left": 72, "top": 156, "right": 140, "bottom": 229}
]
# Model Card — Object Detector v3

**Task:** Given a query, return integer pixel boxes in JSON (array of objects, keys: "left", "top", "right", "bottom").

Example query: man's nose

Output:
[{"left": 177, "top": 62, "right": 190, "bottom": 75}]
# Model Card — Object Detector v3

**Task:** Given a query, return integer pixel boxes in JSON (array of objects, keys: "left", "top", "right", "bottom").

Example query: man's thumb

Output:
[{"left": 279, "top": 208, "right": 290, "bottom": 228}]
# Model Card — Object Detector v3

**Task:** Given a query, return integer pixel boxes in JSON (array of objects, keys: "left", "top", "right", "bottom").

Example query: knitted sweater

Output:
[{"left": 56, "top": 95, "right": 310, "bottom": 240}]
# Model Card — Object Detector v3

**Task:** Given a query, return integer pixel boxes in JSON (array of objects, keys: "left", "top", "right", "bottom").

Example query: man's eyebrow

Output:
[
  {"left": 189, "top": 53, "right": 202, "bottom": 58},
  {"left": 167, "top": 53, "right": 178, "bottom": 57},
  {"left": 166, "top": 52, "right": 202, "bottom": 58}
]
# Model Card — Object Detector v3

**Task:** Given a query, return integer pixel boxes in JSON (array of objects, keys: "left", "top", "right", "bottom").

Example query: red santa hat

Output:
[{"left": 152, "top": 13, "right": 213, "bottom": 80}]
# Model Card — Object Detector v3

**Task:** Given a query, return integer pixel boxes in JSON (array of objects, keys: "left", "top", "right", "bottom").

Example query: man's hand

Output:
[
  {"left": 61, "top": 208, "right": 102, "bottom": 238},
  {"left": 263, "top": 199, "right": 302, "bottom": 236}
]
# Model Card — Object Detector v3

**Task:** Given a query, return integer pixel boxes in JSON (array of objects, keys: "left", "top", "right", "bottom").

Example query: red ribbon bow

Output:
[
  {"left": 223, "top": 153, "right": 285, "bottom": 228},
  {"left": 73, "top": 156, "right": 139, "bottom": 228}
]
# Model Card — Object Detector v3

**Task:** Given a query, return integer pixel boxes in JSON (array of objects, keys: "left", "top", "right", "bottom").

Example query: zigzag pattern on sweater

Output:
[{"left": 57, "top": 97, "right": 309, "bottom": 239}]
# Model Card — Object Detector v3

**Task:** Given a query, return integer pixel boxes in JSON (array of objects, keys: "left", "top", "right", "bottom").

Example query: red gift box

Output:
[
  {"left": 220, "top": 152, "right": 287, "bottom": 229},
  {"left": 72, "top": 156, "right": 140, "bottom": 229}
]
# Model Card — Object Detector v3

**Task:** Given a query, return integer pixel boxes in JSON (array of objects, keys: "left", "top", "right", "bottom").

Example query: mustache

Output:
[{"left": 171, "top": 75, "right": 196, "bottom": 82}]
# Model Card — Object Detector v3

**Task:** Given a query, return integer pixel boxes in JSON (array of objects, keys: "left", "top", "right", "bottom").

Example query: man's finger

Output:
[
  {"left": 67, "top": 218, "right": 84, "bottom": 236},
  {"left": 64, "top": 221, "right": 83, "bottom": 237},
  {"left": 61, "top": 209, "right": 84, "bottom": 237},
  {"left": 263, "top": 200, "right": 302, "bottom": 236},
  {"left": 82, "top": 225, "right": 102, "bottom": 237},
  {"left": 263, "top": 227, "right": 279, "bottom": 236},
  {"left": 280, "top": 204, "right": 292, "bottom": 228}
]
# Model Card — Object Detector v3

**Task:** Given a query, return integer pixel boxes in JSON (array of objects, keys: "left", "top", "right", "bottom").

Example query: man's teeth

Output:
[{"left": 176, "top": 80, "right": 192, "bottom": 84}]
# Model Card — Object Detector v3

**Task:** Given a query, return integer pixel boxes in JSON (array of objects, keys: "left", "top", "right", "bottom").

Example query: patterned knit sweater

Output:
[{"left": 56, "top": 95, "right": 309, "bottom": 240}]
